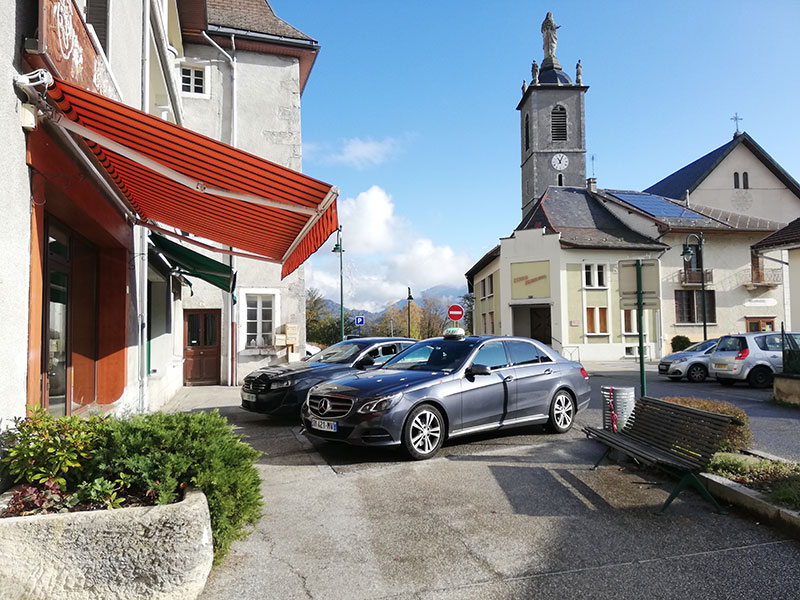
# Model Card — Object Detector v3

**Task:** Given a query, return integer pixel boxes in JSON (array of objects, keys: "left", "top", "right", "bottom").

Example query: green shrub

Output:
[
  {"left": 0, "top": 409, "right": 109, "bottom": 490},
  {"left": 670, "top": 335, "right": 692, "bottom": 352},
  {"left": 97, "top": 411, "right": 262, "bottom": 564},
  {"left": 662, "top": 396, "right": 753, "bottom": 452},
  {"left": 1, "top": 410, "right": 262, "bottom": 565}
]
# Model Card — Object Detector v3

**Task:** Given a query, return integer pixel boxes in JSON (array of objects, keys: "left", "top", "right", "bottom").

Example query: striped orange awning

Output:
[{"left": 44, "top": 77, "right": 338, "bottom": 278}]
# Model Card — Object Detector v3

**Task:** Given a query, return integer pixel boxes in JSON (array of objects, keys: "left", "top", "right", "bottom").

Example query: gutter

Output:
[
  {"left": 206, "top": 24, "right": 319, "bottom": 50},
  {"left": 150, "top": 0, "right": 184, "bottom": 125}
]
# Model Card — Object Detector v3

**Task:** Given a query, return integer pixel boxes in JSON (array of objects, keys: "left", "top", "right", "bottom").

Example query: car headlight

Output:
[
  {"left": 357, "top": 392, "right": 403, "bottom": 414},
  {"left": 674, "top": 357, "right": 689, "bottom": 364},
  {"left": 270, "top": 378, "right": 292, "bottom": 389}
]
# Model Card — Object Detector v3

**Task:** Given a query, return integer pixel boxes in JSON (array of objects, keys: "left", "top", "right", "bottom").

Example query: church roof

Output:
[
  {"left": 644, "top": 132, "right": 800, "bottom": 201},
  {"left": 516, "top": 187, "right": 668, "bottom": 250}
]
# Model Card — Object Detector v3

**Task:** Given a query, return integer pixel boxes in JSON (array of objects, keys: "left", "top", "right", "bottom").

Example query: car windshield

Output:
[
  {"left": 685, "top": 339, "right": 717, "bottom": 353},
  {"left": 308, "top": 341, "right": 370, "bottom": 364},
  {"left": 716, "top": 336, "right": 746, "bottom": 352},
  {"left": 381, "top": 339, "right": 478, "bottom": 372}
]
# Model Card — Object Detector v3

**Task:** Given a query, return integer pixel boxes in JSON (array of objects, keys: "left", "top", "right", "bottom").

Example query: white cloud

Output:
[
  {"left": 306, "top": 185, "right": 472, "bottom": 312},
  {"left": 328, "top": 137, "right": 401, "bottom": 169}
]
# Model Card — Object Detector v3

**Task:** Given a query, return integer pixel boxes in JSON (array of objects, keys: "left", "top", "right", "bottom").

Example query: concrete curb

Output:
[{"left": 700, "top": 472, "right": 800, "bottom": 537}]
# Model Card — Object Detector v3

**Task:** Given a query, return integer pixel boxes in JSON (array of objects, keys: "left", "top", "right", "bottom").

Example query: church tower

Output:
[{"left": 518, "top": 12, "right": 588, "bottom": 216}]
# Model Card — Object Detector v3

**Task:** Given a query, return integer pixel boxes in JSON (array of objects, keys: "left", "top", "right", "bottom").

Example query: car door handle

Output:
[
  {"left": 543, "top": 368, "right": 553, "bottom": 375},
  {"left": 504, "top": 375, "right": 514, "bottom": 383}
]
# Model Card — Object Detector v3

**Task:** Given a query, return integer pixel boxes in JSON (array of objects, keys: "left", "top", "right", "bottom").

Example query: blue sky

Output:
[{"left": 270, "top": 0, "right": 800, "bottom": 312}]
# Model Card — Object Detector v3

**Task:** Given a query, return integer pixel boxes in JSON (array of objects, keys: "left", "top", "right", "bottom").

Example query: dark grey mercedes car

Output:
[
  {"left": 300, "top": 329, "right": 591, "bottom": 460},
  {"left": 241, "top": 337, "right": 415, "bottom": 416}
]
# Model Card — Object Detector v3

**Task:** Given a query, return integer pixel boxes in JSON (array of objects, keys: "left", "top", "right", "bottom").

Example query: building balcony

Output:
[
  {"left": 679, "top": 268, "right": 713, "bottom": 286},
  {"left": 745, "top": 268, "right": 782, "bottom": 290}
]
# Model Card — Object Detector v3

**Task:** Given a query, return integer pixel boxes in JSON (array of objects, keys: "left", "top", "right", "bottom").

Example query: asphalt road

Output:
[
  {"left": 170, "top": 387, "right": 800, "bottom": 600},
  {"left": 584, "top": 365, "right": 800, "bottom": 462}
]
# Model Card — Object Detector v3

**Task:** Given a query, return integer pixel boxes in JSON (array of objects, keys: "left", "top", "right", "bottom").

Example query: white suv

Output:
[{"left": 708, "top": 332, "right": 800, "bottom": 388}]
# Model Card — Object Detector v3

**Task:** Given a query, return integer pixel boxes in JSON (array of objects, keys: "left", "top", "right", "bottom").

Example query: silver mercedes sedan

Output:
[{"left": 301, "top": 329, "right": 591, "bottom": 460}]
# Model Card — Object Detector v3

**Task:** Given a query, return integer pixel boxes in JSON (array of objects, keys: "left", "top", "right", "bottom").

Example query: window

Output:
[
  {"left": 181, "top": 66, "right": 206, "bottom": 95},
  {"left": 755, "top": 334, "right": 782, "bottom": 351},
  {"left": 480, "top": 278, "right": 486, "bottom": 299},
  {"left": 734, "top": 172, "right": 740, "bottom": 189},
  {"left": 245, "top": 294, "right": 273, "bottom": 347},
  {"left": 481, "top": 313, "right": 487, "bottom": 334},
  {"left": 584, "top": 264, "right": 606, "bottom": 288},
  {"left": 525, "top": 114, "right": 530, "bottom": 151},
  {"left": 488, "top": 312, "right": 495, "bottom": 335},
  {"left": 506, "top": 340, "right": 552, "bottom": 365},
  {"left": 743, "top": 172, "right": 749, "bottom": 189},
  {"left": 746, "top": 318, "right": 775, "bottom": 332},
  {"left": 86, "top": 0, "right": 109, "bottom": 54},
  {"left": 674, "top": 290, "right": 716, "bottom": 324},
  {"left": 586, "top": 307, "right": 608, "bottom": 334},
  {"left": 472, "top": 341, "right": 508, "bottom": 370},
  {"left": 622, "top": 309, "right": 639, "bottom": 334},
  {"left": 487, "top": 273, "right": 494, "bottom": 296},
  {"left": 557, "top": 173, "right": 564, "bottom": 186},
  {"left": 551, "top": 106, "right": 567, "bottom": 141}
]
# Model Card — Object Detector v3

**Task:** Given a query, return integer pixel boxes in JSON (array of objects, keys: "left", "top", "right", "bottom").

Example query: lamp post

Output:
[
  {"left": 406, "top": 287, "right": 413, "bottom": 338},
  {"left": 681, "top": 232, "right": 707, "bottom": 341},
  {"left": 332, "top": 226, "right": 344, "bottom": 341}
]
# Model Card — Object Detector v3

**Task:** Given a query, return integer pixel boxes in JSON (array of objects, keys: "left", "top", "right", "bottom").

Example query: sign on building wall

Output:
[
  {"left": 34, "top": 0, "right": 120, "bottom": 99},
  {"left": 511, "top": 261, "right": 550, "bottom": 299}
]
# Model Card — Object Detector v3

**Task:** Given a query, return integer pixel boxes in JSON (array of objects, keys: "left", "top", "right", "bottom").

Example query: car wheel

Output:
[
  {"left": 546, "top": 390, "right": 575, "bottom": 434},
  {"left": 668, "top": 376, "right": 683, "bottom": 382},
  {"left": 686, "top": 364, "right": 708, "bottom": 383},
  {"left": 717, "top": 377, "right": 735, "bottom": 387},
  {"left": 747, "top": 366, "right": 773, "bottom": 389},
  {"left": 402, "top": 404, "right": 444, "bottom": 460}
]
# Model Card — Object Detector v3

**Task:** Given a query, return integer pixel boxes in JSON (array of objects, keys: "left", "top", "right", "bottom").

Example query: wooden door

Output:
[{"left": 184, "top": 309, "right": 221, "bottom": 385}]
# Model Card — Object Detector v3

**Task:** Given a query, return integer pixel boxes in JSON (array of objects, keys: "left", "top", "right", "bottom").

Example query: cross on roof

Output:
[{"left": 731, "top": 112, "right": 743, "bottom": 133}]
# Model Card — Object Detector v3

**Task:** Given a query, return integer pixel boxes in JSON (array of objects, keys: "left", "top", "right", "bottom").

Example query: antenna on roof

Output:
[
  {"left": 591, "top": 154, "right": 596, "bottom": 178},
  {"left": 731, "top": 112, "right": 743, "bottom": 136}
]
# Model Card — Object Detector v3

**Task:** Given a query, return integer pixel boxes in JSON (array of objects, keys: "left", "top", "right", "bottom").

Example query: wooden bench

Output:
[{"left": 583, "top": 396, "right": 742, "bottom": 514}]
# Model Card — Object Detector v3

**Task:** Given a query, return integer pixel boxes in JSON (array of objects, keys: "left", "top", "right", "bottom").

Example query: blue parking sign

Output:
[{"left": 355, "top": 316, "right": 365, "bottom": 326}]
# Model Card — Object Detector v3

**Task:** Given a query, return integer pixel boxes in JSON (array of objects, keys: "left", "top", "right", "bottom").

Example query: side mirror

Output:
[
  {"left": 355, "top": 356, "right": 375, "bottom": 369},
  {"left": 466, "top": 364, "right": 491, "bottom": 377}
]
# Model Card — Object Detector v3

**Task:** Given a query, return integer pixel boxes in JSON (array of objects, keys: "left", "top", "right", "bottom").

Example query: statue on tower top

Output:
[{"left": 541, "top": 12, "right": 560, "bottom": 60}]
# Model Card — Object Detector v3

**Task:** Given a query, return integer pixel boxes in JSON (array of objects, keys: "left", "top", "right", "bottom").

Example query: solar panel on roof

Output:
[{"left": 612, "top": 193, "right": 703, "bottom": 219}]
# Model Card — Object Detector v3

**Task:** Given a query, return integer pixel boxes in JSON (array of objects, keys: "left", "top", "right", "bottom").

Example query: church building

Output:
[{"left": 466, "top": 13, "right": 800, "bottom": 362}]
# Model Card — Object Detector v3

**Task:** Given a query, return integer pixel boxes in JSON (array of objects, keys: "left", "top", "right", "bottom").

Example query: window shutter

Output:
[
  {"left": 86, "top": 0, "right": 109, "bottom": 53},
  {"left": 551, "top": 106, "right": 567, "bottom": 141}
]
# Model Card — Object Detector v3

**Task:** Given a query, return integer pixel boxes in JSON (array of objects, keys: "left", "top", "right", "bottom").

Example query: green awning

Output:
[{"left": 149, "top": 233, "right": 236, "bottom": 293}]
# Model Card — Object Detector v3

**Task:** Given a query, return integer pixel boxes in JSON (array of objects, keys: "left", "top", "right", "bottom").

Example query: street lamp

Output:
[
  {"left": 406, "top": 287, "right": 413, "bottom": 338},
  {"left": 332, "top": 226, "right": 344, "bottom": 341},
  {"left": 681, "top": 232, "right": 707, "bottom": 341}
]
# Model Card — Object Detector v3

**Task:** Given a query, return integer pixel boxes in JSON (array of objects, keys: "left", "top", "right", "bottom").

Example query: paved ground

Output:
[{"left": 164, "top": 384, "right": 800, "bottom": 600}]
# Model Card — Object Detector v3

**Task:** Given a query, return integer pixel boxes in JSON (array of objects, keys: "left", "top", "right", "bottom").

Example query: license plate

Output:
[
  {"left": 714, "top": 363, "right": 727, "bottom": 370},
  {"left": 311, "top": 419, "right": 337, "bottom": 432},
  {"left": 242, "top": 392, "right": 256, "bottom": 402}
]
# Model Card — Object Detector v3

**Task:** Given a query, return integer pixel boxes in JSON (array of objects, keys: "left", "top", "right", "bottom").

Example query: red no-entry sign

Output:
[{"left": 447, "top": 304, "right": 465, "bottom": 321}]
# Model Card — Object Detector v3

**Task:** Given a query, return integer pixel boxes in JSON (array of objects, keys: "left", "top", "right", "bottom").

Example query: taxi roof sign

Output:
[{"left": 443, "top": 327, "right": 466, "bottom": 339}]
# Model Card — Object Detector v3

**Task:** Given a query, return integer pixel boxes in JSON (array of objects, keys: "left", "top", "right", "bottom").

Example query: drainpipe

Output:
[
  {"left": 138, "top": 0, "right": 151, "bottom": 412},
  {"left": 202, "top": 31, "right": 238, "bottom": 385}
]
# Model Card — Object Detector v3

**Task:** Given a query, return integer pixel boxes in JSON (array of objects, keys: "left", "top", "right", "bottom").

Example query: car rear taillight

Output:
[
  {"left": 580, "top": 367, "right": 589, "bottom": 380},
  {"left": 735, "top": 348, "right": 750, "bottom": 360}
]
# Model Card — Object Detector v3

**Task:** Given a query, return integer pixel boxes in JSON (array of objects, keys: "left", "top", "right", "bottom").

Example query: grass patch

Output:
[{"left": 708, "top": 453, "right": 800, "bottom": 512}]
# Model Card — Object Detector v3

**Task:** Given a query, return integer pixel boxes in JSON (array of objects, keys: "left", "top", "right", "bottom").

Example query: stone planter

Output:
[
  {"left": 773, "top": 374, "right": 800, "bottom": 405},
  {"left": 0, "top": 488, "right": 213, "bottom": 600}
]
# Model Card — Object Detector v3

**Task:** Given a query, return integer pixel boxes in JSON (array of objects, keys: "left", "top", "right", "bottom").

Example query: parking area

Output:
[{"left": 164, "top": 385, "right": 800, "bottom": 600}]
